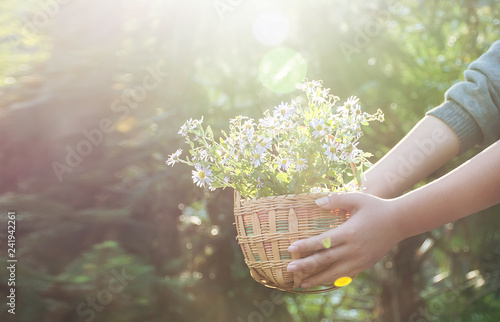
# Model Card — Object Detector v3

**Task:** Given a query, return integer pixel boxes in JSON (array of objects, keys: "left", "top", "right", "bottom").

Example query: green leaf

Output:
[
  {"left": 322, "top": 237, "right": 331, "bottom": 249},
  {"left": 356, "top": 168, "right": 363, "bottom": 184},
  {"left": 287, "top": 175, "right": 299, "bottom": 194},
  {"left": 206, "top": 125, "right": 214, "bottom": 140},
  {"left": 276, "top": 171, "right": 289, "bottom": 183}
]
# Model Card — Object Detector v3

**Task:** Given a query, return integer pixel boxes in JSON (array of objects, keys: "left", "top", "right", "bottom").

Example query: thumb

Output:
[{"left": 315, "top": 192, "right": 366, "bottom": 211}]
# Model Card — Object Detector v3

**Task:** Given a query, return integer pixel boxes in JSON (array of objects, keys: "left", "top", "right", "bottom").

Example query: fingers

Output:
[
  {"left": 286, "top": 192, "right": 375, "bottom": 288},
  {"left": 287, "top": 242, "right": 346, "bottom": 273},
  {"left": 288, "top": 192, "right": 366, "bottom": 254},
  {"left": 287, "top": 245, "right": 357, "bottom": 288},
  {"left": 300, "top": 260, "right": 356, "bottom": 288},
  {"left": 314, "top": 191, "right": 366, "bottom": 210},
  {"left": 288, "top": 228, "right": 343, "bottom": 255}
]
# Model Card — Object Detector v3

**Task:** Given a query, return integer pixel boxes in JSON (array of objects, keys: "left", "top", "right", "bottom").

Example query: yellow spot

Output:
[
  {"left": 116, "top": 117, "right": 136, "bottom": 133},
  {"left": 281, "top": 159, "right": 287, "bottom": 164},
  {"left": 330, "top": 146, "right": 336, "bottom": 153},
  {"left": 316, "top": 124, "right": 323, "bottom": 131},
  {"left": 199, "top": 171, "right": 206, "bottom": 179},
  {"left": 298, "top": 160, "right": 304, "bottom": 165},
  {"left": 334, "top": 276, "right": 352, "bottom": 287},
  {"left": 322, "top": 237, "right": 331, "bottom": 249},
  {"left": 253, "top": 153, "right": 260, "bottom": 160}
]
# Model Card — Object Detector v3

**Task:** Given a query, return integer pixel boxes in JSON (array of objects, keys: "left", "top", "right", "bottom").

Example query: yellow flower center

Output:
[
  {"left": 298, "top": 160, "right": 304, "bottom": 165},
  {"left": 199, "top": 171, "right": 206, "bottom": 179},
  {"left": 254, "top": 153, "right": 260, "bottom": 160},
  {"left": 316, "top": 124, "right": 323, "bottom": 131},
  {"left": 281, "top": 159, "right": 287, "bottom": 164},
  {"left": 330, "top": 147, "right": 336, "bottom": 153}
]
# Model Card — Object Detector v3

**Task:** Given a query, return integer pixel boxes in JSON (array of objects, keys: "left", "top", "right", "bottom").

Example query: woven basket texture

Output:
[{"left": 234, "top": 191, "right": 349, "bottom": 293}]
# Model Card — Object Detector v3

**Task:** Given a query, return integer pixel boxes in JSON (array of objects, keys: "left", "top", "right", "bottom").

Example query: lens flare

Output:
[
  {"left": 252, "top": 11, "right": 290, "bottom": 46},
  {"left": 258, "top": 47, "right": 307, "bottom": 94}
]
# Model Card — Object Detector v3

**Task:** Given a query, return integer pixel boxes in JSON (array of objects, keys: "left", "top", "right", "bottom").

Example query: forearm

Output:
[
  {"left": 395, "top": 139, "right": 500, "bottom": 238},
  {"left": 287, "top": 139, "right": 499, "bottom": 286},
  {"left": 363, "top": 115, "right": 460, "bottom": 198}
]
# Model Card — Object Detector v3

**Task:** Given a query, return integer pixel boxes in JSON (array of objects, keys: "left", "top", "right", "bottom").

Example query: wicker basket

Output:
[{"left": 234, "top": 190, "right": 351, "bottom": 293}]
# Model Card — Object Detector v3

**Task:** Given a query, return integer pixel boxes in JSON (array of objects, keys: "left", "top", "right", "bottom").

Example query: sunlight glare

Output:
[{"left": 252, "top": 11, "right": 290, "bottom": 46}]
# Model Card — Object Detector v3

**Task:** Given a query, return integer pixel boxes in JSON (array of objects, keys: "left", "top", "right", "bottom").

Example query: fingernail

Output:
[
  {"left": 301, "top": 282, "right": 311, "bottom": 288},
  {"left": 288, "top": 245, "right": 298, "bottom": 253},
  {"left": 315, "top": 197, "right": 329, "bottom": 206},
  {"left": 287, "top": 264, "right": 297, "bottom": 272}
]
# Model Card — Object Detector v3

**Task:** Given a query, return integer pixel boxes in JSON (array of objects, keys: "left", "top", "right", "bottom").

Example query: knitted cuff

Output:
[{"left": 426, "top": 101, "right": 483, "bottom": 154}]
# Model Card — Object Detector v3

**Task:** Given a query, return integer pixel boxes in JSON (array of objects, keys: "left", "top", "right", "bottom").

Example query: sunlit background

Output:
[{"left": 1, "top": 0, "right": 500, "bottom": 321}]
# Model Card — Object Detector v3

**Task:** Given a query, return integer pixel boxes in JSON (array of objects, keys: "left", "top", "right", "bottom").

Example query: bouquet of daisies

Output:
[{"left": 167, "top": 79, "right": 383, "bottom": 198}]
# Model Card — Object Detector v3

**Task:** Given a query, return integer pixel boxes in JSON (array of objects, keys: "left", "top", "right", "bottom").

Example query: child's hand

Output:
[{"left": 286, "top": 192, "right": 405, "bottom": 288}]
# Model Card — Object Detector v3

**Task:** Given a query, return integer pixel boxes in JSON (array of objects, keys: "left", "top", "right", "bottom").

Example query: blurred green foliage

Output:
[{"left": 1, "top": 0, "right": 500, "bottom": 321}]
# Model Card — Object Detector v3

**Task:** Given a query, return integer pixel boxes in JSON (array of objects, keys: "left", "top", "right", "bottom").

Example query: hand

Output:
[{"left": 286, "top": 192, "right": 405, "bottom": 288}]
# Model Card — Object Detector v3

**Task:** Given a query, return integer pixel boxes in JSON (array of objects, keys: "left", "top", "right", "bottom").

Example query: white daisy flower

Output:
[
  {"left": 310, "top": 119, "right": 327, "bottom": 138},
  {"left": 278, "top": 119, "right": 296, "bottom": 132},
  {"left": 192, "top": 164, "right": 213, "bottom": 187},
  {"left": 255, "top": 136, "right": 272, "bottom": 153},
  {"left": 199, "top": 149, "right": 210, "bottom": 161},
  {"left": 166, "top": 149, "right": 182, "bottom": 166},
  {"left": 260, "top": 114, "right": 278, "bottom": 130},
  {"left": 327, "top": 136, "right": 344, "bottom": 151},
  {"left": 236, "top": 136, "right": 248, "bottom": 154},
  {"left": 295, "top": 158, "right": 308, "bottom": 172},
  {"left": 337, "top": 96, "right": 359, "bottom": 114},
  {"left": 243, "top": 119, "right": 255, "bottom": 139},
  {"left": 256, "top": 177, "right": 264, "bottom": 188},
  {"left": 278, "top": 158, "right": 291, "bottom": 171},
  {"left": 342, "top": 148, "right": 361, "bottom": 162},
  {"left": 301, "top": 80, "right": 322, "bottom": 94},
  {"left": 177, "top": 124, "right": 188, "bottom": 137},
  {"left": 192, "top": 116, "right": 204, "bottom": 129},
  {"left": 273, "top": 101, "right": 295, "bottom": 120},
  {"left": 344, "top": 96, "right": 359, "bottom": 109},
  {"left": 311, "top": 87, "right": 329, "bottom": 104},
  {"left": 323, "top": 143, "right": 339, "bottom": 162},
  {"left": 251, "top": 150, "right": 265, "bottom": 167}
]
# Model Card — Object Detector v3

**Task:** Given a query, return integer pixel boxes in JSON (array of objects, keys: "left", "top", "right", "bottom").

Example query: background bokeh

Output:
[{"left": 1, "top": 0, "right": 500, "bottom": 321}]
